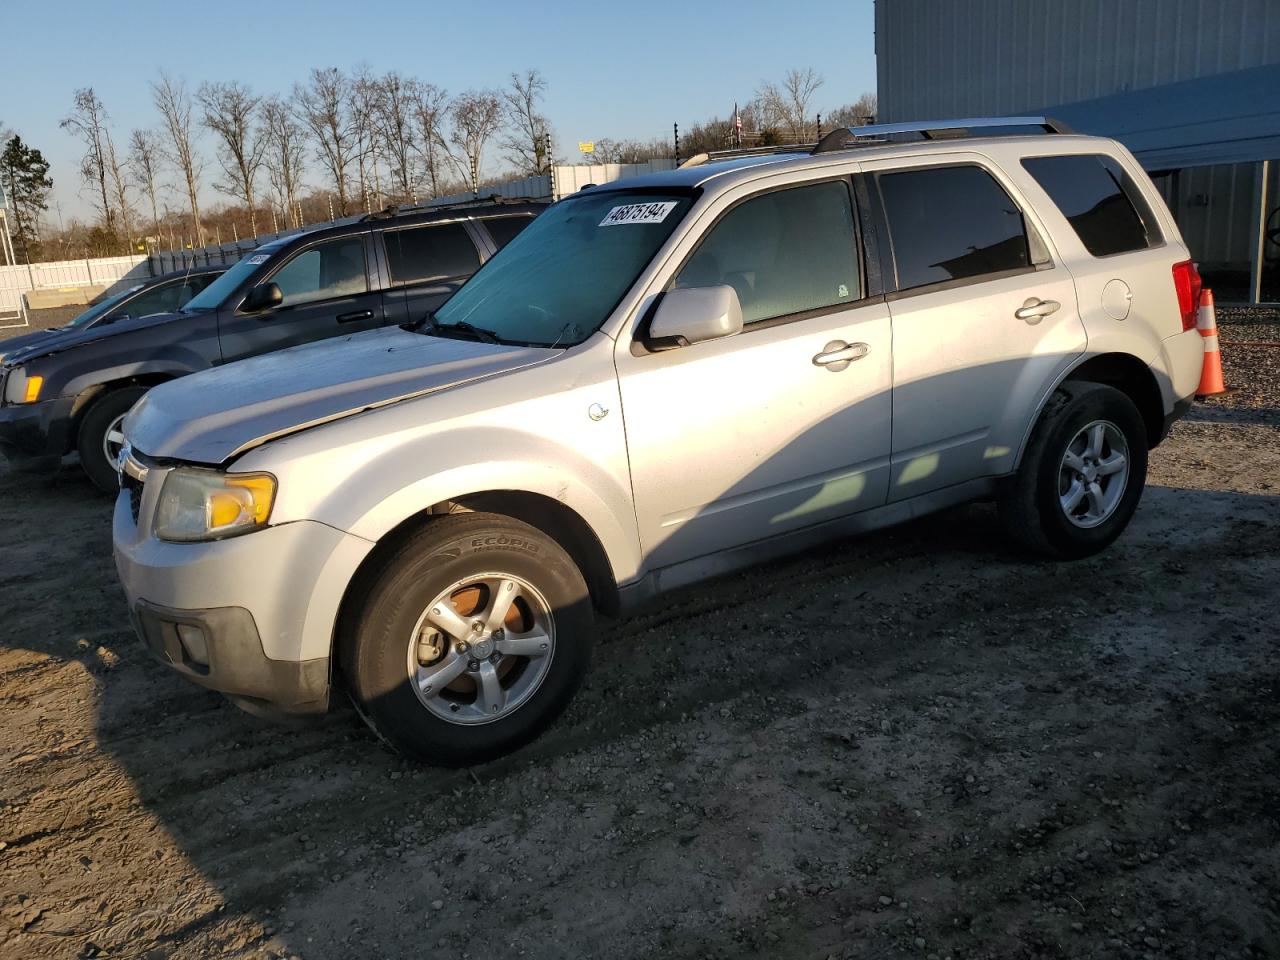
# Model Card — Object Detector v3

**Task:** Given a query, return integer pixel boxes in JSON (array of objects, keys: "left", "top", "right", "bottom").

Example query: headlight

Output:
[
  {"left": 154, "top": 467, "right": 277, "bottom": 542},
  {"left": 3, "top": 367, "right": 43, "bottom": 404}
]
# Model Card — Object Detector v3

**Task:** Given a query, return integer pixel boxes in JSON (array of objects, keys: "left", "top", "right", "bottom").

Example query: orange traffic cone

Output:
[{"left": 1195, "top": 288, "right": 1227, "bottom": 397}]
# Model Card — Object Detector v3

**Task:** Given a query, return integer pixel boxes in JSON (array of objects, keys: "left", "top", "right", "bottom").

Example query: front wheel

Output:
[
  {"left": 77, "top": 386, "right": 147, "bottom": 493},
  {"left": 999, "top": 381, "right": 1149, "bottom": 559},
  {"left": 339, "top": 513, "right": 594, "bottom": 765}
]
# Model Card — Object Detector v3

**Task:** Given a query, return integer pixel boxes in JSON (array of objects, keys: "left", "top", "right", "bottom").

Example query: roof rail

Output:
[
  {"left": 811, "top": 116, "right": 1074, "bottom": 154},
  {"left": 360, "top": 193, "right": 549, "bottom": 221},
  {"left": 679, "top": 143, "right": 817, "bottom": 168}
]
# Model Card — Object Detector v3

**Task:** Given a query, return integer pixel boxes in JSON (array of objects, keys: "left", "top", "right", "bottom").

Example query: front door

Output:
[
  {"left": 862, "top": 157, "right": 1086, "bottom": 500},
  {"left": 218, "top": 233, "right": 385, "bottom": 362},
  {"left": 616, "top": 179, "right": 893, "bottom": 570}
]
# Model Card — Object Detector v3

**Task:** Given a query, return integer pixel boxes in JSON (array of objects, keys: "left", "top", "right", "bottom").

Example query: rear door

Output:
[
  {"left": 217, "top": 232, "right": 385, "bottom": 362},
  {"left": 860, "top": 155, "right": 1085, "bottom": 500},
  {"left": 379, "top": 220, "right": 483, "bottom": 325}
]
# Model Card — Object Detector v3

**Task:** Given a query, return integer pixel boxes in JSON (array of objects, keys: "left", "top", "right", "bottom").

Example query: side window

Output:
[
  {"left": 878, "top": 165, "right": 1032, "bottom": 291},
  {"left": 384, "top": 222, "right": 480, "bottom": 284},
  {"left": 673, "top": 180, "right": 861, "bottom": 325},
  {"left": 481, "top": 216, "right": 534, "bottom": 250},
  {"left": 270, "top": 237, "right": 368, "bottom": 307},
  {"left": 1022, "top": 154, "right": 1158, "bottom": 256},
  {"left": 124, "top": 281, "right": 183, "bottom": 318}
]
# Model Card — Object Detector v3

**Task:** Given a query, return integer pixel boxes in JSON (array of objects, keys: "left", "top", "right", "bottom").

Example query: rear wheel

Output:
[
  {"left": 340, "top": 513, "right": 594, "bottom": 765},
  {"left": 77, "top": 386, "right": 147, "bottom": 493},
  {"left": 999, "top": 381, "right": 1148, "bottom": 559}
]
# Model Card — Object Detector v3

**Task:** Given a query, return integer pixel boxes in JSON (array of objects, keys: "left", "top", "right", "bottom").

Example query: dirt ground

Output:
[{"left": 1, "top": 312, "right": 1278, "bottom": 959}]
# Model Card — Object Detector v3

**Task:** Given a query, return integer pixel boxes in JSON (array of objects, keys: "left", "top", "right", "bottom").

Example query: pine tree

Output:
[{"left": 1, "top": 135, "right": 54, "bottom": 263}]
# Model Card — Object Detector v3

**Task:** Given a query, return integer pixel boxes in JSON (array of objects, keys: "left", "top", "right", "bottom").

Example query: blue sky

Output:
[{"left": 3, "top": 0, "right": 876, "bottom": 223}]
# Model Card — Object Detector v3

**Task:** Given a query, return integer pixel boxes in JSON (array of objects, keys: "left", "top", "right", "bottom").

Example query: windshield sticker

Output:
[
  {"left": 599, "top": 201, "right": 679, "bottom": 227},
  {"left": 246, "top": 254, "right": 270, "bottom": 264}
]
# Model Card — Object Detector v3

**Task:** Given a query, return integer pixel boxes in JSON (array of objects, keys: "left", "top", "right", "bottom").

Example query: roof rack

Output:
[
  {"left": 678, "top": 143, "right": 817, "bottom": 168},
  {"left": 811, "top": 116, "right": 1073, "bottom": 154},
  {"left": 360, "top": 193, "right": 548, "bottom": 222}
]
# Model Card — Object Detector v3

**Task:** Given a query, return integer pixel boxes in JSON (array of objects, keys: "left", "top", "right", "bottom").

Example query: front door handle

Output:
[
  {"left": 1014, "top": 298, "right": 1061, "bottom": 323},
  {"left": 812, "top": 340, "right": 870, "bottom": 372},
  {"left": 337, "top": 309, "right": 374, "bottom": 324}
]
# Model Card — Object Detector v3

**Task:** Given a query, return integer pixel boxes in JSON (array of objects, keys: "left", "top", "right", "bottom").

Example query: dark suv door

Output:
[
  {"left": 217, "top": 233, "right": 385, "bottom": 362},
  {"left": 379, "top": 220, "right": 483, "bottom": 325}
]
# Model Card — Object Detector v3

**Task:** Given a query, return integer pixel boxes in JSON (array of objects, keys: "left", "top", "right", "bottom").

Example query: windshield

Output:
[
  {"left": 433, "top": 190, "right": 693, "bottom": 346},
  {"left": 68, "top": 285, "right": 144, "bottom": 327},
  {"left": 181, "top": 250, "right": 272, "bottom": 311}
]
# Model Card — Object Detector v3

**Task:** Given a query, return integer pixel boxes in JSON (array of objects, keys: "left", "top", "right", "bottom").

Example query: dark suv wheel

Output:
[
  {"left": 339, "top": 513, "right": 594, "bottom": 765},
  {"left": 77, "top": 386, "right": 147, "bottom": 493},
  {"left": 999, "top": 381, "right": 1149, "bottom": 559}
]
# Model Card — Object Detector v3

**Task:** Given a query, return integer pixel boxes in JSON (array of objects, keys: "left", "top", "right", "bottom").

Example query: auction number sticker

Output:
[
  {"left": 246, "top": 254, "right": 270, "bottom": 264},
  {"left": 599, "top": 201, "right": 679, "bottom": 227}
]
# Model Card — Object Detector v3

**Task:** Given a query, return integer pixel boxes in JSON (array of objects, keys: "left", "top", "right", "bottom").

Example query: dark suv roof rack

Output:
[
  {"left": 811, "top": 116, "right": 1073, "bottom": 154},
  {"left": 361, "top": 194, "right": 547, "bottom": 222}
]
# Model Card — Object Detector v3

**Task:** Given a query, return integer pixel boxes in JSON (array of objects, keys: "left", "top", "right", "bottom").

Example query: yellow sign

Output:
[{"left": 578, "top": 141, "right": 594, "bottom": 155}]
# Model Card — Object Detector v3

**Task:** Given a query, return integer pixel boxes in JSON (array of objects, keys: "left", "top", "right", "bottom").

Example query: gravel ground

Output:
[{"left": 1, "top": 311, "right": 1278, "bottom": 960}]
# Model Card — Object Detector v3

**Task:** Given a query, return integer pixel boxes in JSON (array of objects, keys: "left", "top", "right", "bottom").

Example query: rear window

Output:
[
  {"left": 481, "top": 216, "right": 534, "bottom": 250},
  {"left": 384, "top": 222, "right": 480, "bottom": 283},
  {"left": 1022, "top": 154, "right": 1157, "bottom": 257},
  {"left": 878, "top": 164, "right": 1032, "bottom": 291}
]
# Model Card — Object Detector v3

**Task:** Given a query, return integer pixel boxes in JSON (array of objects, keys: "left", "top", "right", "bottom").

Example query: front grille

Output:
[{"left": 122, "top": 471, "right": 143, "bottom": 522}]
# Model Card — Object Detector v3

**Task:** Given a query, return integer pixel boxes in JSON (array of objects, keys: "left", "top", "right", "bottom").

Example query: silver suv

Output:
[{"left": 113, "top": 118, "right": 1206, "bottom": 764}]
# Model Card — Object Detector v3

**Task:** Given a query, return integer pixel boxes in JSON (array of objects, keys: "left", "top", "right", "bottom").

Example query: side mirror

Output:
[
  {"left": 101, "top": 313, "right": 129, "bottom": 325},
  {"left": 647, "top": 284, "right": 743, "bottom": 350},
  {"left": 243, "top": 282, "right": 283, "bottom": 313}
]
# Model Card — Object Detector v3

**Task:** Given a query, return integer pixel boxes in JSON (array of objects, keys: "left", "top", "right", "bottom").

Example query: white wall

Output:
[{"left": 0, "top": 255, "right": 152, "bottom": 317}]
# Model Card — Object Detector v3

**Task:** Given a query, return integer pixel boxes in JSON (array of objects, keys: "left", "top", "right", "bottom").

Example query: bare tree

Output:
[
  {"left": 410, "top": 83, "right": 452, "bottom": 199},
  {"left": 757, "top": 67, "right": 825, "bottom": 142},
  {"left": 260, "top": 96, "right": 306, "bottom": 228},
  {"left": 152, "top": 73, "right": 205, "bottom": 246},
  {"left": 501, "top": 69, "right": 550, "bottom": 176},
  {"left": 198, "top": 80, "right": 267, "bottom": 236},
  {"left": 348, "top": 67, "right": 382, "bottom": 211},
  {"left": 825, "top": 93, "right": 878, "bottom": 130},
  {"left": 449, "top": 90, "right": 503, "bottom": 193},
  {"left": 128, "top": 129, "right": 163, "bottom": 240},
  {"left": 375, "top": 72, "right": 418, "bottom": 202},
  {"left": 293, "top": 67, "right": 356, "bottom": 215},
  {"left": 104, "top": 130, "right": 133, "bottom": 252},
  {"left": 60, "top": 88, "right": 117, "bottom": 239}
]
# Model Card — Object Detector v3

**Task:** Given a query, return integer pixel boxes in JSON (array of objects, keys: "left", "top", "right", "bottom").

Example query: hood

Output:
[
  {"left": 126, "top": 325, "right": 559, "bottom": 464},
  {"left": 0, "top": 310, "right": 185, "bottom": 365},
  {"left": 0, "top": 325, "right": 73, "bottom": 362}
]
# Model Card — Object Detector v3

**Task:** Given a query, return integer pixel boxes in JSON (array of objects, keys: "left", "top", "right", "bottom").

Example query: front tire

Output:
[
  {"left": 999, "top": 381, "right": 1149, "bottom": 559},
  {"left": 77, "top": 386, "right": 147, "bottom": 493},
  {"left": 339, "top": 513, "right": 594, "bottom": 765}
]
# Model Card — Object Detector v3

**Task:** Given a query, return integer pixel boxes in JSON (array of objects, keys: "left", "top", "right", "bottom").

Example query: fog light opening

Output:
[{"left": 176, "top": 623, "right": 210, "bottom": 669}]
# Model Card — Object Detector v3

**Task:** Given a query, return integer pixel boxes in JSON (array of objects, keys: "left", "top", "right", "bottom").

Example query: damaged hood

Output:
[{"left": 126, "top": 325, "right": 558, "bottom": 464}]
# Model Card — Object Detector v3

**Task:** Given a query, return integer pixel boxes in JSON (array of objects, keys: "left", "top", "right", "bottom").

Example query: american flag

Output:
[{"left": 733, "top": 102, "right": 743, "bottom": 146}]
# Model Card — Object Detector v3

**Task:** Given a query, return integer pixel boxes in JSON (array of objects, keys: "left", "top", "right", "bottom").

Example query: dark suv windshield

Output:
[
  {"left": 433, "top": 191, "right": 693, "bottom": 347},
  {"left": 68, "top": 284, "right": 144, "bottom": 327},
  {"left": 182, "top": 249, "right": 275, "bottom": 311}
]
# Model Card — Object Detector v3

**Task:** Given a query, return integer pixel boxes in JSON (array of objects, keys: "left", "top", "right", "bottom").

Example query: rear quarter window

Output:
[{"left": 1022, "top": 154, "right": 1160, "bottom": 257}]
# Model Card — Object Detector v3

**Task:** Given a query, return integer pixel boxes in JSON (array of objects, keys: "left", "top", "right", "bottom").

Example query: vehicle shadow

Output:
[{"left": 3, "top": 405, "right": 1279, "bottom": 957}]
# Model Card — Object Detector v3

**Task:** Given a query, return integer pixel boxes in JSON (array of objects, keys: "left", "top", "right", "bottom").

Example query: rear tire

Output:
[
  {"left": 999, "top": 381, "right": 1148, "bottom": 559},
  {"left": 339, "top": 513, "right": 594, "bottom": 766},
  {"left": 77, "top": 386, "right": 147, "bottom": 493}
]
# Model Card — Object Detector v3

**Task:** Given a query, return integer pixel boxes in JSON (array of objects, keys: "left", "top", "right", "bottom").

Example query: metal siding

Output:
[{"left": 876, "top": 0, "right": 1280, "bottom": 121}]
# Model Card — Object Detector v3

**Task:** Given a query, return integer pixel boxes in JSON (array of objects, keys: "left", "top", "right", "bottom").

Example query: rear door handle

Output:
[
  {"left": 337, "top": 309, "right": 374, "bottom": 324},
  {"left": 813, "top": 340, "right": 870, "bottom": 372},
  {"left": 1014, "top": 298, "right": 1060, "bottom": 323}
]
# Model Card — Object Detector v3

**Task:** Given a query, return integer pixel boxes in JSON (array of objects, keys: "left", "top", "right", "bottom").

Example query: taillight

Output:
[{"left": 1172, "top": 260, "right": 1202, "bottom": 332}]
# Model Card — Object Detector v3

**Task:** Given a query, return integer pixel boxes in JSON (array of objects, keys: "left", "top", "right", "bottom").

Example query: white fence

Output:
[{"left": 0, "top": 254, "right": 153, "bottom": 319}]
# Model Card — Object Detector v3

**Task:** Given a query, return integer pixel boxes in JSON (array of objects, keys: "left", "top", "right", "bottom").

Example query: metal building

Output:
[{"left": 874, "top": 0, "right": 1280, "bottom": 301}]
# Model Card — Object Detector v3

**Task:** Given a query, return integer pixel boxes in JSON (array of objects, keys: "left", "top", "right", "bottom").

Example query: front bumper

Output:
[
  {"left": 113, "top": 481, "right": 375, "bottom": 716},
  {"left": 0, "top": 395, "right": 75, "bottom": 468}
]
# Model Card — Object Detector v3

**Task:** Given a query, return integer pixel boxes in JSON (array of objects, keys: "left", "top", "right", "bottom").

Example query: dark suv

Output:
[{"left": 0, "top": 200, "right": 543, "bottom": 490}]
